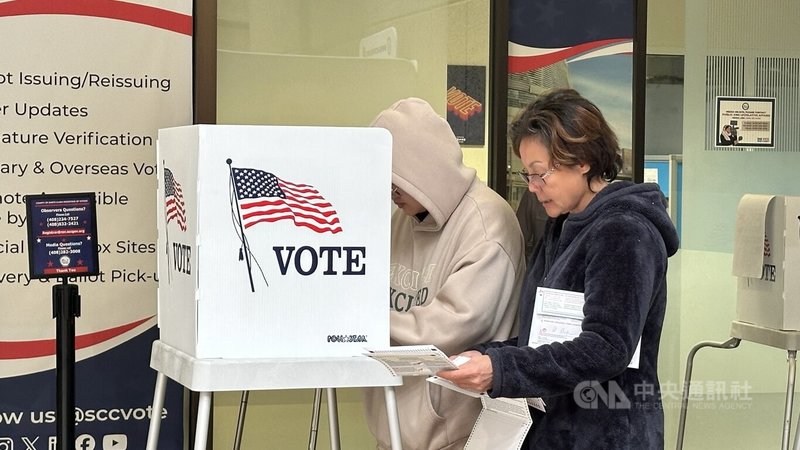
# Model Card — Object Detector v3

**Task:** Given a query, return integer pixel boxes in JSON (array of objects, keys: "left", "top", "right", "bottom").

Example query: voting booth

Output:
[
  {"left": 677, "top": 194, "right": 800, "bottom": 450},
  {"left": 733, "top": 194, "right": 800, "bottom": 331},
  {"left": 155, "top": 124, "right": 392, "bottom": 358}
]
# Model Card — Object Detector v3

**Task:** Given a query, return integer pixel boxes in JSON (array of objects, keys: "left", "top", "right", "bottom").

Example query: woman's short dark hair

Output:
[{"left": 509, "top": 88, "right": 623, "bottom": 185}]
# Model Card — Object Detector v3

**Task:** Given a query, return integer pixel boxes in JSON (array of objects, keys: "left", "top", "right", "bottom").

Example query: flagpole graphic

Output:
[
  {"left": 162, "top": 162, "right": 172, "bottom": 283},
  {"left": 227, "top": 158, "right": 257, "bottom": 293},
  {"left": 227, "top": 158, "right": 344, "bottom": 292}
]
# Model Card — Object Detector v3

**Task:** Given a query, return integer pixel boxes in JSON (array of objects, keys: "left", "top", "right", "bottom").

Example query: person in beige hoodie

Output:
[{"left": 363, "top": 98, "right": 526, "bottom": 450}]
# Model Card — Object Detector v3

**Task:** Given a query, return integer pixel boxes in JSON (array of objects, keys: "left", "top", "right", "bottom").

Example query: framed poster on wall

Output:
[
  {"left": 715, "top": 96, "right": 775, "bottom": 148},
  {"left": 447, "top": 65, "right": 486, "bottom": 145}
]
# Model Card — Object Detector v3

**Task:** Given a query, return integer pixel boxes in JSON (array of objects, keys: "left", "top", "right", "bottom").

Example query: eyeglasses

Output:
[
  {"left": 518, "top": 164, "right": 560, "bottom": 188},
  {"left": 391, "top": 185, "right": 400, "bottom": 197}
]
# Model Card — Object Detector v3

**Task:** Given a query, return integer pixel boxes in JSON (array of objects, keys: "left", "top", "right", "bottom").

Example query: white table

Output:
[{"left": 145, "top": 340, "right": 404, "bottom": 450}]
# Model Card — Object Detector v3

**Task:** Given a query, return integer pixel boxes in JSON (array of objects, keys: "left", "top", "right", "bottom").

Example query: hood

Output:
[
  {"left": 370, "top": 97, "right": 476, "bottom": 230},
  {"left": 565, "top": 181, "right": 680, "bottom": 256}
]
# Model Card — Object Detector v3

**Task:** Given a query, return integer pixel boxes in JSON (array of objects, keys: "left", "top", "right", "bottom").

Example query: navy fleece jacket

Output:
[{"left": 475, "top": 181, "right": 680, "bottom": 450}]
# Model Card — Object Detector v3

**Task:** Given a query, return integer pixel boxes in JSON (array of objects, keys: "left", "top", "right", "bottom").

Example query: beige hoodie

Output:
[{"left": 364, "top": 98, "right": 525, "bottom": 450}]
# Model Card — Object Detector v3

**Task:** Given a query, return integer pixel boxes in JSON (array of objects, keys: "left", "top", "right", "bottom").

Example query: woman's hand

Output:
[{"left": 436, "top": 350, "right": 494, "bottom": 393}]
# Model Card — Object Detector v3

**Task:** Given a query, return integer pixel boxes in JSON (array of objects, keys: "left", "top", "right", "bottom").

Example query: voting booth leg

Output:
[
  {"left": 193, "top": 392, "right": 213, "bottom": 450},
  {"left": 326, "top": 389, "right": 341, "bottom": 450},
  {"left": 145, "top": 372, "right": 168, "bottom": 450},
  {"left": 384, "top": 386, "right": 403, "bottom": 450},
  {"left": 307, "top": 388, "right": 341, "bottom": 450},
  {"left": 784, "top": 351, "right": 797, "bottom": 450},
  {"left": 308, "top": 388, "right": 323, "bottom": 449},
  {"left": 233, "top": 391, "right": 250, "bottom": 450},
  {"left": 794, "top": 378, "right": 800, "bottom": 450},
  {"left": 675, "top": 338, "right": 740, "bottom": 450},
  {"left": 53, "top": 281, "right": 80, "bottom": 450},
  {"left": 234, "top": 388, "right": 341, "bottom": 450}
]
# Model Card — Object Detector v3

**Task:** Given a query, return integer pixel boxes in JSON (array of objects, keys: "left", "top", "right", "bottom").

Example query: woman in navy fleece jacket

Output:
[{"left": 437, "top": 88, "right": 680, "bottom": 449}]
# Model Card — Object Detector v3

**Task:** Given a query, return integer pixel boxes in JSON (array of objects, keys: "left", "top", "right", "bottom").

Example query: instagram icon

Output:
[{"left": 0, "top": 437, "right": 13, "bottom": 450}]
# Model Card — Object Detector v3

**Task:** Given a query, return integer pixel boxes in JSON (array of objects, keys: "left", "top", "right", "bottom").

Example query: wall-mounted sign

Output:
[
  {"left": 716, "top": 97, "right": 775, "bottom": 148},
  {"left": 360, "top": 26, "right": 397, "bottom": 58},
  {"left": 26, "top": 192, "right": 100, "bottom": 279}
]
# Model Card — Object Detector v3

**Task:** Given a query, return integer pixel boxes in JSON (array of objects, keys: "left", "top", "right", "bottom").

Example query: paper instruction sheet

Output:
[{"left": 528, "top": 287, "right": 641, "bottom": 369}]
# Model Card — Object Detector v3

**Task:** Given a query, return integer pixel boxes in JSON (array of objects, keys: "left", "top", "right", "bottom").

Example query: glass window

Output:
[{"left": 217, "top": 0, "right": 493, "bottom": 180}]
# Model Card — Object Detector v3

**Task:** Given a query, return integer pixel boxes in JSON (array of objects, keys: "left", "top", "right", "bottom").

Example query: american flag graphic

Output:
[
  {"left": 164, "top": 167, "right": 187, "bottom": 231},
  {"left": 231, "top": 167, "right": 342, "bottom": 234},
  {"left": 508, "top": 0, "right": 633, "bottom": 73}
]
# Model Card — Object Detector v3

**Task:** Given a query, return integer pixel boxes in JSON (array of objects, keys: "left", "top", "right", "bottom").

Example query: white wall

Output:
[{"left": 663, "top": 1, "right": 800, "bottom": 448}]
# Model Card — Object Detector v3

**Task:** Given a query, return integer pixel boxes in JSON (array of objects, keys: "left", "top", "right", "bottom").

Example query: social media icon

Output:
[
  {"left": 75, "top": 434, "right": 95, "bottom": 450},
  {"left": 21, "top": 436, "right": 38, "bottom": 450},
  {"left": 102, "top": 435, "right": 127, "bottom": 450},
  {"left": 0, "top": 437, "right": 13, "bottom": 450}
]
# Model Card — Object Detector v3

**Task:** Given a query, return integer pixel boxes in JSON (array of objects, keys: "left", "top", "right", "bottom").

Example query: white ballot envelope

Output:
[
  {"left": 464, "top": 397, "right": 533, "bottom": 450},
  {"left": 425, "top": 359, "right": 532, "bottom": 450}
]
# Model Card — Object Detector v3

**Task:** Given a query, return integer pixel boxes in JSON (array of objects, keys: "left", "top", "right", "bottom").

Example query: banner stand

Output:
[
  {"left": 26, "top": 192, "right": 99, "bottom": 449},
  {"left": 53, "top": 280, "right": 81, "bottom": 450}
]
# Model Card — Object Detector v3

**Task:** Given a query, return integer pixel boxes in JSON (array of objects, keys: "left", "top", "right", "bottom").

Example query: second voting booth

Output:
[
  {"left": 733, "top": 195, "right": 800, "bottom": 331},
  {"left": 146, "top": 125, "right": 402, "bottom": 450},
  {"left": 678, "top": 194, "right": 800, "bottom": 450}
]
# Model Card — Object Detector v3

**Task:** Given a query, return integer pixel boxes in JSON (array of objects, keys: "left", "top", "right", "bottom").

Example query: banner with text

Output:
[{"left": 0, "top": 1, "right": 192, "bottom": 449}]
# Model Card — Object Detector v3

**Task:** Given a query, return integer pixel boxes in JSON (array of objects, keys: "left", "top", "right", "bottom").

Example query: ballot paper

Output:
[
  {"left": 426, "top": 375, "right": 485, "bottom": 397},
  {"left": 364, "top": 345, "right": 458, "bottom": 376}
]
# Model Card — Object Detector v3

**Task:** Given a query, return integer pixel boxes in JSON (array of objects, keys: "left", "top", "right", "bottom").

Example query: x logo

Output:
[{"left": 22, "top": 436, "right": 38, "bottom": 450}]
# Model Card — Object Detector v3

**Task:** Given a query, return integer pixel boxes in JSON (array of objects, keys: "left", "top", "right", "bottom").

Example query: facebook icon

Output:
[{"left": 75, "top": 435, "right": 95, "bottom": 450}]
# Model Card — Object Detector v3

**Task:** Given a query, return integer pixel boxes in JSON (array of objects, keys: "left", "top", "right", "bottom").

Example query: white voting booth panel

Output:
[
  {"left": 156, "top": 124, "right": 391, "bottom": 358},
  {"left": 733, "top": 195, "right": 800, "bottom": 331}
]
